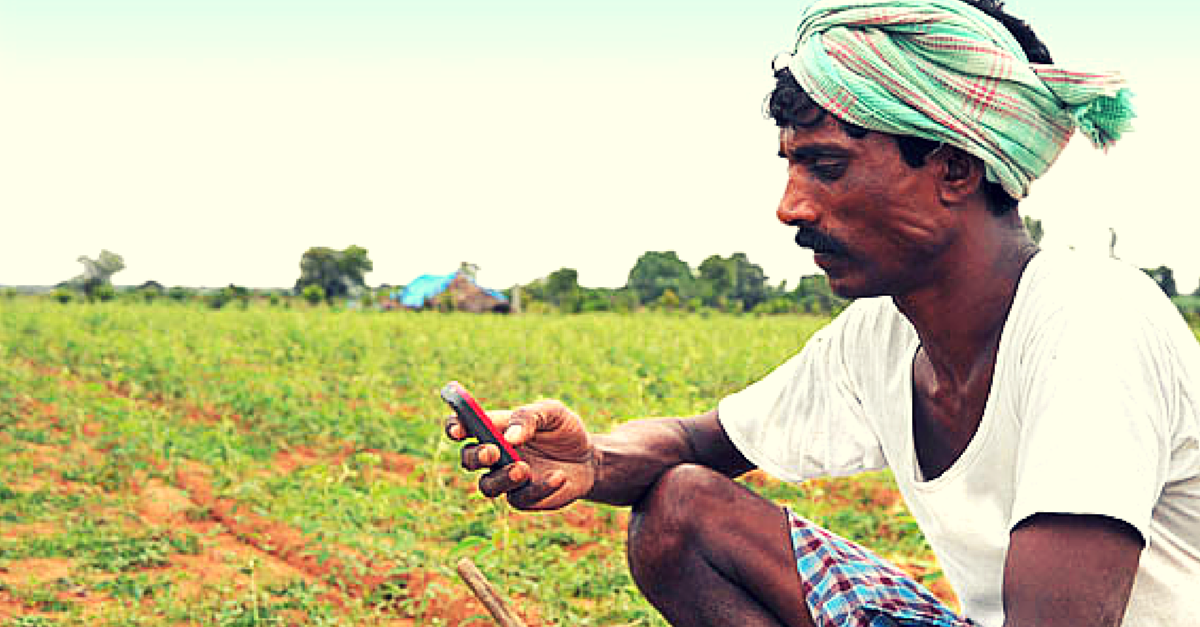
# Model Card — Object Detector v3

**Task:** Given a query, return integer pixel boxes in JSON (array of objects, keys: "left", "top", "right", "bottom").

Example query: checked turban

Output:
[{"left": 782, "top": 0, "right": 1135, "bottom": 198}]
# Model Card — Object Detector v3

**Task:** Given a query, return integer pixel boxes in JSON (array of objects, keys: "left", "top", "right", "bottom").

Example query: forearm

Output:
[{"left": 584, "top": 410, "right": 754, "bottom": 507}]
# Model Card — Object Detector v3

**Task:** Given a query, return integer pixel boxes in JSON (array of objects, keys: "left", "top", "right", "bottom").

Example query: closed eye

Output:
[
  {"left": 779, "top": 145, "right": 850, "bottom": 182},
  {"left": 809, "top": 159, "right": 846, "bottom": 181}
]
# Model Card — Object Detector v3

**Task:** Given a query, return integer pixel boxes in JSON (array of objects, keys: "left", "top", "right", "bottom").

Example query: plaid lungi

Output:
[{"left": 787, "top": 508, "right": 977, "bottom": 627}]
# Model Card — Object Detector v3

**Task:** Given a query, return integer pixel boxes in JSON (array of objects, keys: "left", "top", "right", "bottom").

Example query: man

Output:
[{"left": 448, "top": 0, "right": 1200, "bottom": 625}]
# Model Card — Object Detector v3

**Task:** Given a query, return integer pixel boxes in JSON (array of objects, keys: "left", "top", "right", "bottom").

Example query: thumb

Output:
[
  {"left": 503, "top": 406, "right": 539, "bottom": 446},
  {"left": 482, "top": 409, "right": 528, "bottom": 446},
  {"left": 505, "top": 400, "right": 570, "bottom": 446}
]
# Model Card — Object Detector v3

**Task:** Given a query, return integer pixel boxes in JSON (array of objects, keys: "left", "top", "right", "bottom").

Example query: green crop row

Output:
[{"left": 1, "top": 299, "right": 935, "bottom": 625}]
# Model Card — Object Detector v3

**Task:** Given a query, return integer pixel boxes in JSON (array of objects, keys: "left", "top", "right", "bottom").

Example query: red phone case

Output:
[{"left": 441, "top": 381, "right": 522, "bottom": 466}]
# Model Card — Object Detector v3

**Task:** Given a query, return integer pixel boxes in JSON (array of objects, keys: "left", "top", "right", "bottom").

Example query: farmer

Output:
[{"left": 448, "top": 0, "right": 1200, "bottom": 624}]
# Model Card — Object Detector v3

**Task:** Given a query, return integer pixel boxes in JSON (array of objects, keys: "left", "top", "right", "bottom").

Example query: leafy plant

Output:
[{"left": 0, "top": 299, "right": 954, "bottom": 625}]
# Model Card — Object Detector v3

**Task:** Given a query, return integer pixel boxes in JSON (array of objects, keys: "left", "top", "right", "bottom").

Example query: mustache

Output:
[{"left": 789, "top": 223, "right": 848, "bottom": 256}]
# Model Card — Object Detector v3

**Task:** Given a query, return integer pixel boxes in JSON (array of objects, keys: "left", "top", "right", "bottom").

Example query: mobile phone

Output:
[{"left": 440, "top": 381, "right": 523, "bottom": 467}]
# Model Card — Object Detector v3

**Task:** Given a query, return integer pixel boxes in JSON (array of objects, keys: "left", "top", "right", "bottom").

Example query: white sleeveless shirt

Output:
[{"left": 719, "top": 251, "right": 1200, "bottom": 626}]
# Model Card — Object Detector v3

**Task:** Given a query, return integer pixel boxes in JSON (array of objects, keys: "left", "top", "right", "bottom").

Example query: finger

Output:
[
  {"left": 444, "top": 415, "right": 466, "bottom": 440},
  {"left": 460, "top": 443, "right": 501, "bottom": 471},
  {"left": 486, "top": 409, "right": 514, "bottom": 431},
  {"left": 484, "top": 409, "right": 527, "bottom": 446},
  {"left": 477, "top": 462, "right": 531, "bottom": 498},
  {"left": 507, "top": 470, "right": 570, "bottom": 510},
  {"left": 505, "top": 400, "right": 564, "bottom": 446}
]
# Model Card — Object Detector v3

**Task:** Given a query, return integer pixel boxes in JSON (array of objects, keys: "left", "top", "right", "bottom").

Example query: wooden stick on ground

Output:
[{"left": 455, "top": 557, "right": 528, "bottom": 627}]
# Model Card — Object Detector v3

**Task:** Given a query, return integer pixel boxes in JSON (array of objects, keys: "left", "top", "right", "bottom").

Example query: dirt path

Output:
[
  {"left": 1, "top": 358, "right": 542, "bottom": 625},
  {"left": 5, "top": 353, "right": 955, "bottom": 623}
]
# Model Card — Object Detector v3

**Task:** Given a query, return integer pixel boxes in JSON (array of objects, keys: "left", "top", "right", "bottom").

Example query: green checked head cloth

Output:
[{"left": 780, "top": 0, "right": 1135, "bottom": 199}]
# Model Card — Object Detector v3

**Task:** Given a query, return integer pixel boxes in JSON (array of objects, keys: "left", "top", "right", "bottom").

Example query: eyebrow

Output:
[{"left": 778, "top": 144, "right": 851, "bottom": 160}]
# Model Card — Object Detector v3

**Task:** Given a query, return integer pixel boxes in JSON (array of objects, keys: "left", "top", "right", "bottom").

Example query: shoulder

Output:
[
  {"left": 1003, "top": 250, "right": 1200, "bottom": 432},
  {"left": 1019, "top": 251, "right": 1174, "bottom": 317},
  {"left": 1008, "top": 251, "right": 1187, "bottom": 352}
]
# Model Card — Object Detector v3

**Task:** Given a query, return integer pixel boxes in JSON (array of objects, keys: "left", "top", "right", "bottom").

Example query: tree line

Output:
[
  {"left": 518, "top": 251, "right": 847, "bottom": 315},
  {"left": 35, "top": 236, "right": 1200, "bottom": 320}
]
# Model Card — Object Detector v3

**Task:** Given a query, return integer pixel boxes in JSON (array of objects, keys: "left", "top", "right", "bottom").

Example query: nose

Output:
[{"left": 776, "top": 171, "right": 820, "bottom": 225}]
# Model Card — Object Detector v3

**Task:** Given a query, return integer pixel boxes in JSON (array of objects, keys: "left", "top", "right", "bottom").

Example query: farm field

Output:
[{"left": 0, "top": 299, "right": 960, "bottom": 625}]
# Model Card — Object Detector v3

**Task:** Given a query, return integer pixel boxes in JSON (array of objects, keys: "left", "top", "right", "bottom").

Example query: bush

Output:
[
  {"left": 753, "top": 297, "right": 798, "bottom": 315},
  {"left": 206, "top": 286, "right": 250, "bottom": 310},
  {"left": 655, "top": 289, "right": 681, "bottom": 311},
  {"left": 302, "top": 284, "right": 325, "bottom": 306},
  {"left": 92, "top": 285, "right": 116, "bottom": 303},
  {"left": 52, "top": 289, "right": 74, "bottom": 304},
  {"left": 579, "top": 295, "right": 612, "bottom": 313}
]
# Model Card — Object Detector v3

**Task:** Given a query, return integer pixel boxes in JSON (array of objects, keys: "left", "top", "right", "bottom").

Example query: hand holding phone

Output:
[
  {"left": 440, "top": 381, "right": 522, "bottom": 467},
  {"left": 443, "top": 389, "right": 597, "bottom": 510}
]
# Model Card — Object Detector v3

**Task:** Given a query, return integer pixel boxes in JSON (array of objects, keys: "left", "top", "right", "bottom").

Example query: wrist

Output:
[{"left": 582, "top": 437, "right": 603, "bottom": 502}]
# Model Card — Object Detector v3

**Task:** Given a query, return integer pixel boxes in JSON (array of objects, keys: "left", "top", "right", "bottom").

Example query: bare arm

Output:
[
  {"left": 1002, "top": 513, "right": 1143, "bottom": 627},
  {"left": 585, "top": 409, "right": 756, "bottom": 506},
  {"left": 452, "top": 402, "right": 754, "bottom": 510}
]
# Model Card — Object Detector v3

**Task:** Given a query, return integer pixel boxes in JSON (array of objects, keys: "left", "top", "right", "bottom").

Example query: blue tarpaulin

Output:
[{"left": 397, "top": 273, "right": 508, "bottom": 309}]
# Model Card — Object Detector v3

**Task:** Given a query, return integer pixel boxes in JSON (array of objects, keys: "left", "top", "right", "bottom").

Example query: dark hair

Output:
[{"left": 767, "top": 0, "right": 1052, "bottom": 215}]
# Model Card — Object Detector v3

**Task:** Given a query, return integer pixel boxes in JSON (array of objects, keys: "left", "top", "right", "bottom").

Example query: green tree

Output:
[
  {"left": 520, "top": 277, "right": 548, "bottom": 305},
  {"left": 66, "top": 250, "right": 126, "bottom": 301},
  {"left": 93, "top": 284, "right": 116, "bottom": 302},
  {"left": 167, "top": 287, "right": 191, "bottom": 303},
  {"left": 1143, "top": 265, "right": 1178, "bottom": 298},
  {"left": 294, "top": 246, "right": 373, "bottom": 302},
  {"left": 545, "top": 268, "right": 583, "bottom": 313},
  {"left": 227, "top": 284, "right": 251, "bottom": 308},
  {"left": 697, "top": 253, "right": 768, "bottom": 311},
  {"left": 656, "top": 288, "right": 681, "bottom": 311},
  {"left": 302, "top": 284, "right": 326, "bottom": 306},
  {"left": 626, "top": 251, "right": 694, "bottom": 305},
  {"left": 753, "top": 296, "right": 798, "bottom": 315},
  {"left": 610, "top": 288, "right": 639, "bottom": 313},
  {"left": 792, "top": 274, "right": 846, "bottom": 314},
  {"left": 579, "top": 288, "right": 614, "bottom": 312},
  {"left": 1022, "top": 216, "right": 1044, "bottom": 245},
  {"left": 205, "top": 285, "right": 246, "bottom": 309}
]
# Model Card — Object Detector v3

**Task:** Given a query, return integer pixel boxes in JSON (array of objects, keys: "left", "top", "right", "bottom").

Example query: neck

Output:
[{"left": 894, "top": 214, "right": 1038, "bottom": 380}]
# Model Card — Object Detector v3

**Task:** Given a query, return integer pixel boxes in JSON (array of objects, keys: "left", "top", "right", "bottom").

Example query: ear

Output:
[{"left": 936, "top": 147, "right": 985, "bottom": 206}]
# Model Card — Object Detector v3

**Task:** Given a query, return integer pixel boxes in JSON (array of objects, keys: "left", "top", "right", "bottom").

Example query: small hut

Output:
[
  {"left": 397, "top": 271, "right": 510, "bottom": 313},
  {"left": 137, "top": 280, "right": 166, "bottom": 294}
]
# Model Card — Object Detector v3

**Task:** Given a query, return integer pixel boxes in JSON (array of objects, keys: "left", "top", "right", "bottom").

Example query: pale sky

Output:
[{"left": 3, "top": 0, "right": 1198, "bottom": 293}]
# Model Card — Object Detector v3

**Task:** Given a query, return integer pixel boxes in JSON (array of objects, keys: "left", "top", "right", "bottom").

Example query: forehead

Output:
[
  {"left": 778, "top": 116, "right": 893, "bottom": 158},
  {"left": 780, "top": 115, "right": 856, "bottom": 148}
]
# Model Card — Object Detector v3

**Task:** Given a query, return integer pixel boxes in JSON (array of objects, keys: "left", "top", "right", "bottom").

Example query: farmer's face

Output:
[{"left": 776, "top": 116, "right": 959, "bottom": 298}]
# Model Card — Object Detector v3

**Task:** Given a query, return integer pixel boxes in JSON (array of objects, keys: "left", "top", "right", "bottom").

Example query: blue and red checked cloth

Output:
[{"left": 787, "top": 509, "right": 977, "bottom": 627}]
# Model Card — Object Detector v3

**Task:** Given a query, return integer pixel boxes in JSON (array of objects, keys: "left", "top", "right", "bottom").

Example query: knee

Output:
[{"left": 627, "top": 464, "right": 729, "bottom": 584}]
